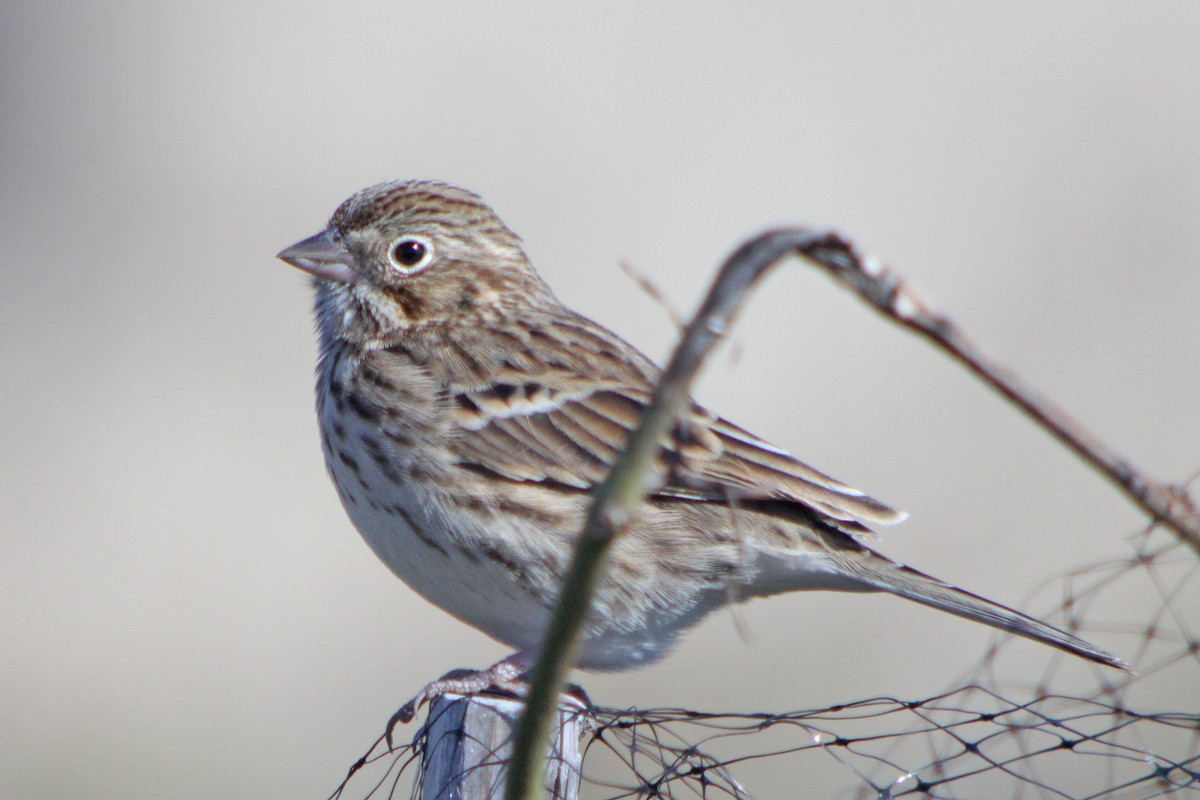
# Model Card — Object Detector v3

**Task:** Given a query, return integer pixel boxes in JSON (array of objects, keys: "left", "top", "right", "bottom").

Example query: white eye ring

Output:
[{"left": 387, "top": 236, "right": 434, "bottom": 274}]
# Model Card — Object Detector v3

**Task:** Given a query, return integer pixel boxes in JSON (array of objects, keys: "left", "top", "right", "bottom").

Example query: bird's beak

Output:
[{"left": 276, "top": 228, "right": 358, "bottom": 284}]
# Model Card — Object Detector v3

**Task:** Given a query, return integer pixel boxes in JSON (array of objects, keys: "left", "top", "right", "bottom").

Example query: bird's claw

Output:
[
  {"left": 384, "top": 699, "right": 420, "bottom": 750},
  {"left": 383, "top": 661, "right": 532, "bottom": 750}
]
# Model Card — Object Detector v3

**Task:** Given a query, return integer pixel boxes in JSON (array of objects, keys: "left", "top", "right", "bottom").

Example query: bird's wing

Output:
[{"left": 444, "top": 335, "right": 904, "bottom": 530}]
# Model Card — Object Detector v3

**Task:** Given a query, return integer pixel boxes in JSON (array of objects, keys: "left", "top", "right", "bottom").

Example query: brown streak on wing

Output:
[{"left": 441, "top": 309, "right": 903, "bottom": 530}]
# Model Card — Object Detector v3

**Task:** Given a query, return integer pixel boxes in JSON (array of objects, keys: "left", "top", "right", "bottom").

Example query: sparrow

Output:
[{"left": 278, "top": 180, "right": 1126, "bottom": 712}]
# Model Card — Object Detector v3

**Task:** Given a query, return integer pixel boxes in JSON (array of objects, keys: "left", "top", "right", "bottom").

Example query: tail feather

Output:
[{"left": 852, "top": 555, "right": 1130, "bottom": 671}]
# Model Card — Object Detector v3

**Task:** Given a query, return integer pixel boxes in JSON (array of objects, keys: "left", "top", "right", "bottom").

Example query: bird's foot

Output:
[{"left": 385, "top": 653, "right": 532, "bottom": 748}]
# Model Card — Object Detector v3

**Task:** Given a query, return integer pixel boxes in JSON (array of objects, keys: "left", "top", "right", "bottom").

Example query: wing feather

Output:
[
  {"left": 415, "top": 309, "right": 905, "bottom": 529},
  {"left": 449, "top": 384, "right": 903, "bottom": 528}
]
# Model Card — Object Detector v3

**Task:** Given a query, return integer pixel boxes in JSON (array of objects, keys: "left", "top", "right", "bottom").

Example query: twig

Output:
[
  {"left": 505, "top": 225, "right": 1200, "bottom": 800},
  {"left": 804, "top": 244, "right": 1200, "bottom": 556},
  {"left": 618, "top": 258, "right": 686, "bottom": 329},
  {"left": 505, "top": 229, "right": 856, "bottom": 800}
]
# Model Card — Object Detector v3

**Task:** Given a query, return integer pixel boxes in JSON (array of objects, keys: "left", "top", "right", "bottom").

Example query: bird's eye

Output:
[{"left": 388, "top": 237, "right": 433, "bottom": 274}]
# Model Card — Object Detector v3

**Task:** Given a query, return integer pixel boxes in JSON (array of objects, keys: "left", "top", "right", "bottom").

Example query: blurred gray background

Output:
[{"left": 2, "top": 2, "right": 1197, "bottom": 798}]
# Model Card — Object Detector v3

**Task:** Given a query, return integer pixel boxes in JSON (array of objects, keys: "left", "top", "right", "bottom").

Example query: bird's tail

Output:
[{"left": 849, "top": 552, "right": 1130, "bottom": 671}]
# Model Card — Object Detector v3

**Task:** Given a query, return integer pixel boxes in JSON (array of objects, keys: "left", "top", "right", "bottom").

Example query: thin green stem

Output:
[
  {"left": 504, "top": 229, "right": 838, "bottom": 800},
  {"left": 502, "top": 222, "right": 1200, "bottom": 799}
]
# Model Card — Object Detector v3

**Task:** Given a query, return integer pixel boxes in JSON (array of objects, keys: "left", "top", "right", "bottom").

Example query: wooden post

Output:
[{"left": 418, "top": 693, "right": 586, "bottom": 800}]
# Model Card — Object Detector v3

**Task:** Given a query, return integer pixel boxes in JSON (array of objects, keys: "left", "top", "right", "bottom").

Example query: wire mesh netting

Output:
[{"left": 331, "top": 519, "right": 1199, "bottom": 799}]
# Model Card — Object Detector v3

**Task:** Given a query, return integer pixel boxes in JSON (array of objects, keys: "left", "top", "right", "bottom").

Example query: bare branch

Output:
[
  {"left": 804, "top": 242, "right": 1200, "bottom": 556},
  {"left": 506, "top": 228, "right": 841, "bottom": 800},
  {"left": 504, "top": 225, "right": 1200, "bottom": 800}
]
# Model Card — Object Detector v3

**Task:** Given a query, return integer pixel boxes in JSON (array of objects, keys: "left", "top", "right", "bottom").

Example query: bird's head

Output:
[{"left": 278, "top": 180, "right": 553, "bottom": 341}]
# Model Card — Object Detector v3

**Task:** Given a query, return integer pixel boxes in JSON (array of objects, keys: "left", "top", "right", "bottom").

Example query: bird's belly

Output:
[
  {"left": 319, "top": 414, "right": 758, "bottom": 671},
  {"left": 316, "top": 407, "right": 553, "bottom": 650},
  {"left": 334, "top": 469, "right": 557, "bottom": 649},
  {"left": 325, "top": 456, "right": 724, "bottom": 669}
]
